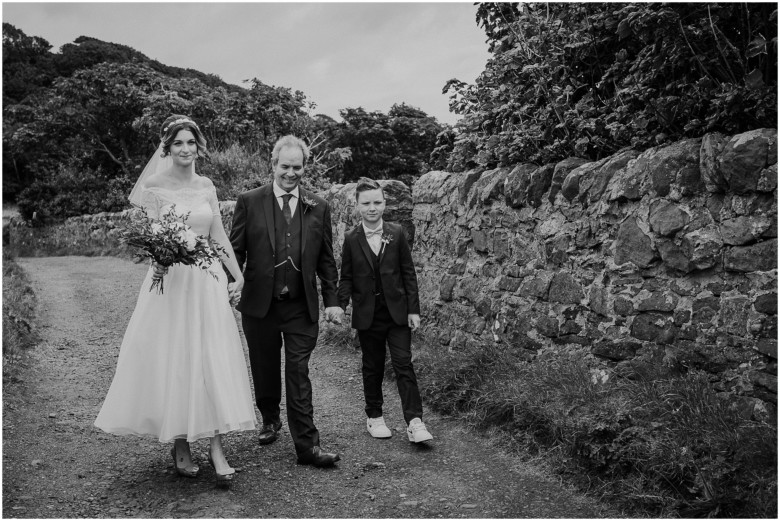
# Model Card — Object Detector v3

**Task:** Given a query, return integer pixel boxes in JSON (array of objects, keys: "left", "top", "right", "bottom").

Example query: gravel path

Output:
[{"left": 4, "top": 256, "right": 613, "bottom": 518}]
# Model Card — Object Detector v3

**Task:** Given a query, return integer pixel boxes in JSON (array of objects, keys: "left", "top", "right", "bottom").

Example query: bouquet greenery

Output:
[{"left": 120, "top": 205, "right": 227, "bottom": 294}]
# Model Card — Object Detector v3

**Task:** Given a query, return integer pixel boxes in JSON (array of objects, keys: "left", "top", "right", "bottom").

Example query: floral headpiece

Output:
[{"left": 163, "top": 118, "right": 198, "bottom": 133}]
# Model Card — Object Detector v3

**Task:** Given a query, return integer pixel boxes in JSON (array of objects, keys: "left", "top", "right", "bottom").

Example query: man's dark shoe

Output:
[
  {"left": 257, "top": 420, "right": 282, "bottom": 445},
  {"left": 296, "top": 446, "right": 340, "bottom": 467}
]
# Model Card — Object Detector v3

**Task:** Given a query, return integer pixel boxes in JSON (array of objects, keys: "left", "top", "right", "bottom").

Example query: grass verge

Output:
[
  {"left": 405, "top": 334, "right": 777, "bottom": 518},
  {"left": 2, "top": 249, "right": 40, "bottom": 383}
]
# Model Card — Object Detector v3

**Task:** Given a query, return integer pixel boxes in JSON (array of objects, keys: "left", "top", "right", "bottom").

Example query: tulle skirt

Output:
[{"left": 94, "top": 263, "right": 257, "bottom": 442}]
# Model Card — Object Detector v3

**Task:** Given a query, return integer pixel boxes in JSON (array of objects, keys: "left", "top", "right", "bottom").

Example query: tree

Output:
[
  {"left": 321, "top": 104, "right": 444, "bottom": 184},
  {"left": 444, "top": 3, "right": 778, "bottom": 169},
  {"left": 2, "top": 23, "right": 56, "bottom": 106},
  {"left": 388, "top": 102, "right": 442, "bottom": 180}
]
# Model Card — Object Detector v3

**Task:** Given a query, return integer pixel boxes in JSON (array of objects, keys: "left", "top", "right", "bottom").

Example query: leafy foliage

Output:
[
  {"left": 16, "top": 163, "right": 133, "bottom": 221},
  {"left": 2, "top": 250, "right": 39, "bottom": 372},
  {"left": 444, "top": 3, "right": 777, "bottom": 170},
  {"left": 2, "top": 23, "right": 56, "bottom": 106},
  {"left": 320, "top": 103, "right": 446, "bottom": 185}
]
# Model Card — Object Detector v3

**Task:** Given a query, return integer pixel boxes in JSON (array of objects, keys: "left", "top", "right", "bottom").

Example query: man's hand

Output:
[
  {"left": 324, "top": 306, "right": 344, "bottom": 324},
  {"left": 408, "top": 314, "right": 421, "bottom": 331}
]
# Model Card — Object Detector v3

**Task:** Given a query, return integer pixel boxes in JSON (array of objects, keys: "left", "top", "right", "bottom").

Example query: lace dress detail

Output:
[{"left": 95, "top": 185, "right": 257, "bottom": 442}]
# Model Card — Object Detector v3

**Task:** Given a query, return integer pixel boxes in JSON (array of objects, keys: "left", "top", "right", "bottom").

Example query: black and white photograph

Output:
[{"left": 2, "top": 1, "right": 777, "bottom": 518}]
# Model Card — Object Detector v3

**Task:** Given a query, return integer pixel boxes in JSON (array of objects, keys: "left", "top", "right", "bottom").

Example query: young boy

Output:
[{"left": 337, "top": 177, "right": 433, "bottom": 443}]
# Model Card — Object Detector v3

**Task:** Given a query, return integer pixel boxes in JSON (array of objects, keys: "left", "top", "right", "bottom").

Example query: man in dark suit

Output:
[
  {"left": 337, "top": 177, "right": 433, "bottom": 443},
  {"left": 230, "top": 135, "right": 344, "bottom": 467}
]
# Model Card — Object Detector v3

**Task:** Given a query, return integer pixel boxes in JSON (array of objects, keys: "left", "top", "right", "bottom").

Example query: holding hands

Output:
[
  {"left": 228, "top": 279, "right": 243, "bottom": 307},
  {"left": 324, "top": 306, "right": 344, "bottom": 324},
  {"left": 408, "top": 314, "right": 421, "bottom": 331}
]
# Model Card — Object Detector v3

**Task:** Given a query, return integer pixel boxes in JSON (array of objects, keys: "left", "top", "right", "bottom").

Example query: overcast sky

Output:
[{"left": 2, "top": 1, "right": 491, "bottom": 125}]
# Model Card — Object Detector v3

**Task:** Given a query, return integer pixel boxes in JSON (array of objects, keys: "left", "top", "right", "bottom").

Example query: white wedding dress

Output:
[{"left": 94, "top": 185, "right": 257, "bottom": 442}]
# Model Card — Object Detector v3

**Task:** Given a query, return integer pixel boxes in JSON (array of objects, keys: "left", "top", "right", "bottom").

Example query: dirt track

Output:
[{"left": 3, "top": 256, "right": 613, "bottom": 518}]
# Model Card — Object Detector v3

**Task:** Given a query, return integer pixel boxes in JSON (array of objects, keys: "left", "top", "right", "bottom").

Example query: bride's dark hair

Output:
[{"left": 159, "top": 114, "right": 208, "bottom": 158}]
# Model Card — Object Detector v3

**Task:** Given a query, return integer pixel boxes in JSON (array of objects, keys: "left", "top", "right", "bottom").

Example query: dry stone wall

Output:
[{"left": 409, "top": 129, "right": 777, "bottom": 418}]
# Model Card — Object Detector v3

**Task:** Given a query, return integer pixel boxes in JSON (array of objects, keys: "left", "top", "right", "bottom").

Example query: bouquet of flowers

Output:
[{"left": 120, "top": 205, "right": 227, "bottom": 294}]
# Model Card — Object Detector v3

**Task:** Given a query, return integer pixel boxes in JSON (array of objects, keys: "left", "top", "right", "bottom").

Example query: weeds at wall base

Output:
[
  {"left": 407, "top": 330, "right": 777, "bottom": 518},
  {"left": 2, "top": 249, "right": 40, "bottom": 384}
]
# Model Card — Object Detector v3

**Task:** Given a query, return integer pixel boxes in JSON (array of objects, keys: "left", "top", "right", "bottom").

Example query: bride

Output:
[{"left": 94, "top": 114, "right": 257, "bottom": 488}]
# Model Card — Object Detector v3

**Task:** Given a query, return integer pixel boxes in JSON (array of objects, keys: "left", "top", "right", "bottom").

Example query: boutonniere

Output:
[
  {"left": 380, "top": 232, "right": 394, "bottom": 246},
  {"left": 301, "top": 195, "right": 318, "bottom": 214}
]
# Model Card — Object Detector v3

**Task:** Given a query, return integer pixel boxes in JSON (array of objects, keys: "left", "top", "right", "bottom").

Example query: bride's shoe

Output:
[
  {"left": 170, "top": 447, "right": 199, "bottom": 478},
  {"left": 208, "top": 451, "right": 235, "bottom": 489}
]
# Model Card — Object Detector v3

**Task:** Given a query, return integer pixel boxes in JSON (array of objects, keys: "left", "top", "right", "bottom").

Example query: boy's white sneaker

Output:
[
  {"left": 366, "top": 416, "right": 392, "bottom": 438},
  {"left": 406, "top": 418, "right": 433, "bottom": 443}
]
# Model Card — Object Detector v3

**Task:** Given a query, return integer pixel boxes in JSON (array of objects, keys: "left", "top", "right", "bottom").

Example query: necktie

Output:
[{"left": 281, "top": 194, "right": 292, "bottom": 225}]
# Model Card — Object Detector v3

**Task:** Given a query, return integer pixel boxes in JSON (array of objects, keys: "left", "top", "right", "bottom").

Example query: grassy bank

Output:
[
  {"left": 2, "top": 249, "right": 40, "bottom": 383},
  {"left": 409, "top": 337, "right": 777, "bottom": 518}
]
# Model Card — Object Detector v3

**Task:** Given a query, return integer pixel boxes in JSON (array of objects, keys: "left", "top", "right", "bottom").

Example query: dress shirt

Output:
[
  {"left": 272, "top": 182, "right": 299, "bottom": 216},
  {"left": 362, "top": 220, "right": 384, "bottom": 256}
]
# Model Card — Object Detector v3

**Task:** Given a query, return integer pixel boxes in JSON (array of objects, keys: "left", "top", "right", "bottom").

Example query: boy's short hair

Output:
[{"left": 355, "top": 177, "right": 385, "bottom": 200}]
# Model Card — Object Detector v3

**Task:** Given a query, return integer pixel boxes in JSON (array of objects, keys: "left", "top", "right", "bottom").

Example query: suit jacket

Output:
[
  {"left": 230, "top": 183, "right": 339, "bottom": 321},
  {"left": 337, "top": 221, "right": 420, "bottom": 330}
]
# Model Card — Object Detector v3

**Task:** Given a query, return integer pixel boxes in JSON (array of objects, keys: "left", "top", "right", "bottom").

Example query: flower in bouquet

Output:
[{"left": 120, "top": 204, "right": 228, "bottom": 294}]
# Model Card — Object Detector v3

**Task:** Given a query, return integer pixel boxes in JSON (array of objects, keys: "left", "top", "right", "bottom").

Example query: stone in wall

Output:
[
  {"left": 614, "top": 218, "right": 655, "bottom": 268},
  {"left": 649, "top": 200, "right": 689, "bottom": 237},
  {"left": 657, "top": 240, "right": 693, "bottom": 273},
  {"left": 526, "top": 164, "right": 556, "bottom": 208},
  {"left": 548, "top": 272, "right": 583, "bottom": 304},
  {"left": 566, "top": 149, "right": 640, "bottom": 206},
  {"left": 701, "top": 129, "right": 777, "bottom": 193},
  {"left": 701, "top": 132, "right": 730, "bottom": 192},
  {"left": 630, "top": 313, "right": 677, "bottom": 344},
  {"left": 721, "top": 129, "right": 777, "bottom": 193},
  {"left": 607, "top": 139, "right": 702, "bottom": 201},
  {"left": 504, "top": 164, "right": 538, "bottom": 208},
  {"left": 680, "top": 225, "right": 723, "bottom": 270},
  {"left": 754, "top": 292, "right": 778, "bottom": 315},
  {"left": 592, "top": 340, "right": 641, "bottom": 360},
  {"left": 549, "top": 158, "right": 589, "bottom": 204},
  {"left": 719, "top": 215, "right": 773, "bottom": 245},
  {"left": 724, "top": 239, "right": 778, "bottom": 272},
  {"left": 468, "top": 167, "right": 509, "bottom": 208}
]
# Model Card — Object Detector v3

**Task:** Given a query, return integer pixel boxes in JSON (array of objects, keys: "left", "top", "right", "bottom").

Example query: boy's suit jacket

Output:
[
  {"left": 337, "top": 221, "right": 420, "bottom": 330},
  {"left": 229, "top": 183, "right": 339, "bottom": 322}
]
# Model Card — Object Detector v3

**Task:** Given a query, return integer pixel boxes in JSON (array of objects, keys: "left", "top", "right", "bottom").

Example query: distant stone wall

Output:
[
  {"left": 7, "top": 210, "right": 135, "bottom": 256},
  {"left": 410, "top": 129, "right": 777, "bottom": 418}
]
